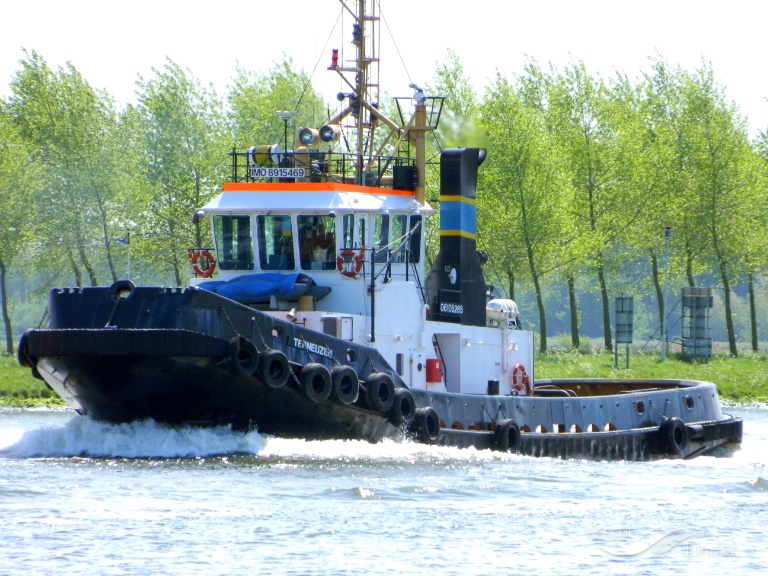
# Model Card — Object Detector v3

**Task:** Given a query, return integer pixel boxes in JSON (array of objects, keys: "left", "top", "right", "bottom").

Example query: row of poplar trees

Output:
[
  {"left": 1, "top": 49, "right": 767, "bottom": 358},
  {"left": 432, "top": 51, "right": 768, "bottom": 357}
]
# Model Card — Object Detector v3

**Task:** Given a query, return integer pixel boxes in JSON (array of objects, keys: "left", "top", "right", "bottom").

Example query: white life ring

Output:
[
  {"left": 191, "top": 249, "right": 217, "bottom": 278},
  {"left": 336, "top": 248, "right": 364, "bottom": 278}
]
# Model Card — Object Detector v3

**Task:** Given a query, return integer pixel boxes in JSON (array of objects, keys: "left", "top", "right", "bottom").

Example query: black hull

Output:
[
  {"left": 33, "top": 353, "right": 398, "bottom": 442},
  {"left": 18, "top": 283, "right": 743, "bottom": 461},
  {"left": 31, "top": 350, "right": 742, "bottom": 460}
]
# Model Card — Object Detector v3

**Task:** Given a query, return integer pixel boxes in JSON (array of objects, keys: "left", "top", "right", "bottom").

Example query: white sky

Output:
[{"left": 2, "top": 0, "right": 766, "bottom": 136}]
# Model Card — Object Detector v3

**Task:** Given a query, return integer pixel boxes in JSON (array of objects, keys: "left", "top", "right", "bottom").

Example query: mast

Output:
[{"left": 333, "top": 0, "right": 441, "bottom": 204}]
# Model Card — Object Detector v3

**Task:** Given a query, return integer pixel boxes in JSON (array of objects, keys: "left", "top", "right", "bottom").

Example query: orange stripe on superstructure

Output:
[{"left": 222, "top": 182, "right": 415, "bottom": 196}]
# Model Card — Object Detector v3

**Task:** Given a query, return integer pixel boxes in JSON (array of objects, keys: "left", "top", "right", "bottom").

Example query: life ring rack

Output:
[
  {"left": 336, "top": 248, "right": 364, "bottom": 278},
  {"left": 189, "top": 248, "right": 217, "bottom": 278},
  {"left": 511, "top": 363, "right": 533, "bottom": 396}
]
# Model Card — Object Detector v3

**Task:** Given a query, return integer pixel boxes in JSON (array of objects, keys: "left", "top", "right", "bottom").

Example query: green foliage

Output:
[
  {"left": 227, "top": 57, "right": 325, "bottom": 150},
  {"left": 1, "top": 46, "right": 767, "bottom": 363},
  {"left": 6, "top": 50, "right": 137, "bottom": 293},
  {"left": 0, "top": 94, "right": 44, "bottom": 353},
  {"left": 0, "top": 354, "right": 63, "bottom": 407},
  {"left": 132, "top": 59, "right": 230, "bottom": 285},
  {"left": 478, "top": 71, "right": 573, "bottom": 351},
  {"left": 429, "top": 49, "right": 487, "bottom": 150}
]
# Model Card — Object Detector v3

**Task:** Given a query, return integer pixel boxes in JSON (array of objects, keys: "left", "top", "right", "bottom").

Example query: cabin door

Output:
[{"left": 433, "top": 333, "right": 460, "bottom": 393}]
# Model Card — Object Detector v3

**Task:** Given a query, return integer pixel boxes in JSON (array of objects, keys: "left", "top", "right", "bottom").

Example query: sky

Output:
[{"left": 2, "top": 0, "right": 767, "bottom": 136}]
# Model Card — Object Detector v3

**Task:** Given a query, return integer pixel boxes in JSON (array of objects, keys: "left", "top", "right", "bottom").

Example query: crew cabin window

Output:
[
  {"left": 392, "top": 214, "right": 408, "bottom": 262},
  {"left": 408, "top": 214, "right": 422, "bottom": 263},
  {"left": 298, "top": 215, "right": 336, "bottom": 270},
  {"left": 373, "top": 214, "right": 390, "bottom": 262},
  {"left": 342, "top": 214, "right": 365, "bottom": 250},
  {"left": 257, "top": 215, "right": 295, "bottom": 270},
  {"left": 214, "top": 215, "right": 254, "bottom": 270}
]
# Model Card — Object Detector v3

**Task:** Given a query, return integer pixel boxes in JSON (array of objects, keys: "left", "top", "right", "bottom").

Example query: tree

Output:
[
  {"left": 427, "top": 51, "right": 488, "bottom": 268},
  {"left": 675, "top": 65, "right": 755, "bottom": 356},
  {"left": 0, "top": 107, "right": 42, "bottom": 354},
  {"left": 8, "top": 51, "right": 125, "bottom": 287},
  {"left": 547, "top": 62, "right": 650, "bottom": 352},
  {"left": 227, "top": 57, "right": 325, "bottom": 150},
  {"left": 479, "top": 72, "right": 572, "bottom": 352},
  {"left": 134, "top": 59, "right": 229, "bottom": 286},
  {"left": 429, "top": 49, "right": 484, "bottom": 150}
]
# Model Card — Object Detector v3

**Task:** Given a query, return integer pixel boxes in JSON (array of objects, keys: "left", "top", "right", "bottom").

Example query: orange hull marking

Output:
[{"left": 222, "top": 182, "right": 415, "bottom": 196}]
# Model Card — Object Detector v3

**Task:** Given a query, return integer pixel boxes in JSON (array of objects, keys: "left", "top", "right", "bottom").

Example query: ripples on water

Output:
[{"left": 1, "top": 407, "right": 766, "bottom": 575}]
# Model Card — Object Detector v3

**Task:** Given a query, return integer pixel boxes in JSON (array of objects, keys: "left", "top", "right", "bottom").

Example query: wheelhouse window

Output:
[
  {"left": 213, "top": 215, "right": 254, "bottom": 270},
  {"left": 298, "top": 215, "right": 337, "bottom": 270},
  {"left": 408, "top": 214, "right": 422, "bottom": 263},
  {"left": 373, "top": 214, "right": 390, "bottom": 262},
  {"left": 392, "top": 214, "right": 408, "bottom": 262},
  {"left": 257, "top": 215, "right": 295, "bottom": 270},
  {"left": 342, "top": 214, "right": 365, "bottom": 250}
]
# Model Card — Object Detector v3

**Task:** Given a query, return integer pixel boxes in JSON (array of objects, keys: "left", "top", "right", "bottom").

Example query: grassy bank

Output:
[
  {"left": 0, "top": 354, "right": 63, "bottom": 408},
  {"left": 2, "top": 349, "right": 767, "bottom": 409},
  {"left": 533, "top": 349, "right": 768, "bottom": 404}
]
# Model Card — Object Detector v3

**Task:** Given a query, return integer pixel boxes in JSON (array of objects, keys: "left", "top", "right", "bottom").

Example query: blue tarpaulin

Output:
[{"left": 197, "top": 273, "right": 331, "bottom": 303}]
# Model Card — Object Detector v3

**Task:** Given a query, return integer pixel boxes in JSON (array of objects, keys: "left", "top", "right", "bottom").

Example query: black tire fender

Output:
[
  {"left": 108, "top": 279, "right": 135, "bottom": 300},
  {"left": 225, "top": 336, "right": 260, "bottom": 377},
  {"left": 364, "top": 372, "right": 395, "bottom": 413},
  {"left": 17, "top": 329, "right": 35, "bottom": 368},
  {"left": 300, "top": 363, "right": 332, "bottom": 402},
  {"left": 258, "top": 349, "right": 290, "bottom": 389},
  {"left": 410, "top": 406, "right": 440, "bottom": 444},
  {"left": 494, "top": 419, "right": 521, "bottom": 453},
  {"left": 330, "top": 365, "right": 359, "bottom": 405},
  {"left": 660, "top": 417, "right": 688, "bottom": 456},
  {"left": 389, "top": 388, "right": 416, "bottom": 427}
]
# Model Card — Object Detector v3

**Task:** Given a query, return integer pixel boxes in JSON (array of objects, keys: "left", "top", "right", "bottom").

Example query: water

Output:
[{"left": 1, "top": 407, "right": 766, "bottom": 575}]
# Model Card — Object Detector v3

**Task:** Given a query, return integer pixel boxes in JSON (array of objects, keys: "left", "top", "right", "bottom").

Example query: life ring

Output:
[
  {"left": 511, "top": 363, "right": 533, "bottom": 395},
  {"left": 191, "top": 249, "right": 217, "bottom": 278},
  {"left": 336, "top": 248, "right": 364, "bottom": 278}
]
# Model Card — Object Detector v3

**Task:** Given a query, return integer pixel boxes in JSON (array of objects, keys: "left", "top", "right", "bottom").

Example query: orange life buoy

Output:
[
  {"left": 336, "top": 248, "right": 364, "bottom": 278},
  {"left": 511, "top": 363, "right": 532, "bottom": 396},
  {"left": 191, "top": 249, "right": 217, "bottom": 278}
]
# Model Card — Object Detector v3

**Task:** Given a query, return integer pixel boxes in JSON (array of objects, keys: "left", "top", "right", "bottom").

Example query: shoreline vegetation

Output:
[{"left": 2, "top": 349, "right": 767, "bottom": 410}]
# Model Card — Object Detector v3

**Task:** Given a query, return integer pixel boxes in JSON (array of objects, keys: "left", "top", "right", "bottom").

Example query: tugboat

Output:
[{"left": 17, "top": 0, "right": 741, "bottom": 460}]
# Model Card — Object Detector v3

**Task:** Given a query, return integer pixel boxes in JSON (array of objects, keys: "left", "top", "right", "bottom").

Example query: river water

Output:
[{"left": 1, "top": 406, "right": 766, "bottom": 575}]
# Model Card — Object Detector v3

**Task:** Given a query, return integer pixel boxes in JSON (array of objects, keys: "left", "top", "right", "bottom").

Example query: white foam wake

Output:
[{"left": 2, "top": 416, "right": 265, "bottom": 458}]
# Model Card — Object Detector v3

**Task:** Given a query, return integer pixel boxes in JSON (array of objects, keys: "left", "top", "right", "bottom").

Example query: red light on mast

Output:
[{"left": 331, "top": 49, "right": 339, "bottom": 67}]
